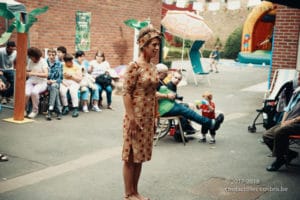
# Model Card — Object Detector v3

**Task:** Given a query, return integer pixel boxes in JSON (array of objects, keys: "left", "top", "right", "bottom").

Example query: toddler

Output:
[
  {"left": 196, "top": 91, "right": 217, "bottom": 144},
  {"left": 80, "top": 67, "right": 97, "bottom": 92}
]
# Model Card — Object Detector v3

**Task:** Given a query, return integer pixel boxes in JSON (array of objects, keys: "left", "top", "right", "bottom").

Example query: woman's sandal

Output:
[
  {"left": 0, "top": 154, "right": 8, "bottom": 162},
  {"left": 124, "top": 194, "right": 139, "bottom": 200}
]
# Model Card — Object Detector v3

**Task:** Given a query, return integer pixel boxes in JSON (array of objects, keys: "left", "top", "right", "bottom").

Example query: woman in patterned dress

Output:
[{"left": 122, "top": 26, "right": 162, "bottom": 200}]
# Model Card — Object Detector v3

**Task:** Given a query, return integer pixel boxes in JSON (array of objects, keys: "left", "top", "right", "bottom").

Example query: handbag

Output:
[{"left": 96, "top": 73, "right": 112, "bottom": 88}]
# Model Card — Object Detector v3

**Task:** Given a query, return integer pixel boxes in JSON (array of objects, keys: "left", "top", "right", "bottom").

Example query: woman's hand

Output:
[{"left": 127, "top": 115, "right": 143, "bottom": 138}]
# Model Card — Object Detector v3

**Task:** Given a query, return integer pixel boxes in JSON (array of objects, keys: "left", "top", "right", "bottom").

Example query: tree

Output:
[{"left": 223, "top": 26, "right": 242, "bottom": 59}]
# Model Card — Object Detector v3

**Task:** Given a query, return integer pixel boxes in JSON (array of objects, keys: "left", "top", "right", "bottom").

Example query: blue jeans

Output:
[
  {"left": 81, "top": 84, "right": 100, "bottom": 101},
  {"left": 98, "top": 83, "right": 112, "bottom": 105},
  {"left": 163, "top": 102, "right": 212, "bottom": 129}
]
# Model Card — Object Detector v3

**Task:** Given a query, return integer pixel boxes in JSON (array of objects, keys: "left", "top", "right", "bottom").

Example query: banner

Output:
[{"left": 75, "top": 11, "right": 91, "bottom": 51}]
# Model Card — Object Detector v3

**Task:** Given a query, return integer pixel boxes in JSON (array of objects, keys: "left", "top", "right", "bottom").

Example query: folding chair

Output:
[
  {"left": 155, "top": 116, "right": 186, "bottom": 146},
  {"left": 189, "top": 40, "right": 210, "bottom": 86}
]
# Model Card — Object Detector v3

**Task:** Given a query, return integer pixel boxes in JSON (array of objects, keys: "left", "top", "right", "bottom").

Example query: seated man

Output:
[
  {"left": 0, "top": 41, "right": 17, "bottom": 104},
  {"left": 156, "top": 64, "right": 224, "bottom": 139},
  {"left": 165, "top": 70, "right": 196, "bottom": 136},
  {"left": 263, "top": 87, "right": 300, "bottom": 171}
]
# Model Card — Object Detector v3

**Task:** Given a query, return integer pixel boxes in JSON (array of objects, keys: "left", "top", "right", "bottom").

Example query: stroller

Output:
[{"left": 248, "top": 81, "right": 294, "bottom": 133}]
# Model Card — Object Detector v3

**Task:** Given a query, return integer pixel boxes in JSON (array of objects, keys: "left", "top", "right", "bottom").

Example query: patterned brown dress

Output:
[{"left": 122, "top": 62, "right": 158, "bottom": 163}]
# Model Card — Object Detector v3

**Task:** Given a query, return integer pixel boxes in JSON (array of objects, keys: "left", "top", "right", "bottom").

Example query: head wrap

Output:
[{"left": 137, "top": 29, "right": 162, "bottom": 49}]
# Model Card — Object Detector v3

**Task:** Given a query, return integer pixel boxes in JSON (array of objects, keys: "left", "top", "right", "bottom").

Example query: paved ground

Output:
[{"left": 0, "top": 59, "right": 299, "bottom": 200}]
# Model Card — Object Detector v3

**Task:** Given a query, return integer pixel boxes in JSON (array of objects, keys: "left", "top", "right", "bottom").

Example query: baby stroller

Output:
[{"left": 248, "top": 69, "right": 298, "bottom": 133}]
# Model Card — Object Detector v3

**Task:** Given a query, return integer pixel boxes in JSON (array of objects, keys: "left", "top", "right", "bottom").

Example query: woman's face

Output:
[
  {"left": 96, "top": 54, "right": 104, "bottom": 63},
  {"left": 144, "top": 38, "right": 160, "bottom": 58}
]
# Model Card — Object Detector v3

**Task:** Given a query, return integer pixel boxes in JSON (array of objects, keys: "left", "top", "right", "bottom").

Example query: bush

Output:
[{"left": 223, "top": 26, "right": 242, "bottom": 59}]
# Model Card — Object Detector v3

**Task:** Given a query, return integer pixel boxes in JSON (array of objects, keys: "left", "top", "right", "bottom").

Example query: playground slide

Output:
[{"left": 189, "top": 40, "right": 208, "bottom": 74}]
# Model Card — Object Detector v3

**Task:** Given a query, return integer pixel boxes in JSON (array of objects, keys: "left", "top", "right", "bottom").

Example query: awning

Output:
[
  {"left": 0, "top": 0, "right": 26, "bottom": 13},
  {"left": 263, "top": 0, "right": 300, "bottom": 9}
]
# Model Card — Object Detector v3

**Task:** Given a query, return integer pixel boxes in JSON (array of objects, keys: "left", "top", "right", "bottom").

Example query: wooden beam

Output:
[{"left": 13, "top": 33, "right": 27, "bottom": 121}]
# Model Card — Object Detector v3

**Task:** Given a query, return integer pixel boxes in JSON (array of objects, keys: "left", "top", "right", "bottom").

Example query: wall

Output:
[
  {"left": 1, "top": 0, "right": 162, "bottom": 67},
  {"left": 272, "top": 5, "right": 300, "bottom": 72}
]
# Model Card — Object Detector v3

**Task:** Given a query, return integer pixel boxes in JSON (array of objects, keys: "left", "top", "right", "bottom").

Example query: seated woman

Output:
[
  {"left": 89, "top": 50, "right": 113, "bottom": 109},
  {"left": 25, "top": 47, "right": 49, "bottom": 119},
  {"left": 59, "top": 53, "right": 82, "bottom": 118}
]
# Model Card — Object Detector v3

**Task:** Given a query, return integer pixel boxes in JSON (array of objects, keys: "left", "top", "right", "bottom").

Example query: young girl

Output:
[{"left": 197, "top": 91, "right": 217, "bottom": 144}]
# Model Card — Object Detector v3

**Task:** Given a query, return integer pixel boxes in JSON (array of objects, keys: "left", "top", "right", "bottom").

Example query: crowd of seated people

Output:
[{"left": 2, "top": 43, "right": 118, "bottom": 120}]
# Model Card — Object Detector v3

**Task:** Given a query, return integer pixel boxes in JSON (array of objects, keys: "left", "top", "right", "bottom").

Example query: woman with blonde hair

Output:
[{"left": 122, "top": 25, "right": 162, "bottom": 200}]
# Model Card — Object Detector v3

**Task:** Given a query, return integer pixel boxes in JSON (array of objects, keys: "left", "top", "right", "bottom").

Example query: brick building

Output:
[
  {"left": 0, "top": 0, "right": 162, "bottom": 67},
  {"left": 271, "top": 4, "right": 300, "bottom": 73}
]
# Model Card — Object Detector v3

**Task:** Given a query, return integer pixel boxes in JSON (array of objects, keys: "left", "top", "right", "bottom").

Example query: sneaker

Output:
[
  {"left": 28, "top": 111, "right": 38, "bottom": 119},
  {"left": 92, "top": 106, "right": 102, "bottom": 112},
  {"left": 46, "top": 111, "right": 52, "bottom": 121},
  {"left": 62, "top": 106, "right": 69, "bottom": 115},
  {"left": 209, "top": 69, "right": 213, "bottom": 72},
  {"left": 82, "top": 105, "right": 89, "bottom": 113},
  {"left": 57, "top": 112, "right": 62, "bottom": 120},
  {"left": 209, "top": 139, "right": 216, "bottom": 144},
  {"left": 72, "top": 108, "right": 79, "bottom": 118},
  {"left": 199, "top": 138, "right": 206, "bottom": 143},
  {"left": 1, "top": 98, "right": 7, "bottom": 104},
  {"left": 212, "top": 113, "right": 224, "bottom": 131}
]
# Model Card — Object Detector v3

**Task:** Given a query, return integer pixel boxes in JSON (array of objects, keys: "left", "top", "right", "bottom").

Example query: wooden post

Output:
[{"left": 13, "top": 33, "right": 27, "bottom": 121}]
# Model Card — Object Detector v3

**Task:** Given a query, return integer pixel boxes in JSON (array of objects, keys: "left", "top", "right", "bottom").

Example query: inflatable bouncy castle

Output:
[{"left": 238, "top": 1, "right": 276, "bottom": 65}]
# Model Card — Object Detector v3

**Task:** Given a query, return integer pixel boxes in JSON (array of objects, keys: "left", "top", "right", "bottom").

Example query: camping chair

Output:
[{"left": 188, "top": 40, "right": 210, "bottom": 86}]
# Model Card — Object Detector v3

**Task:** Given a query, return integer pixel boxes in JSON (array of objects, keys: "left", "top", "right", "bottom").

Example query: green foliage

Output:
[
  {"left": 173, "top": 36, "right": 192, "bottom": 48},
  {"left": 223, "top": 26, "right": 242, "bottom": 59},
  {"left": 214, "top": 37, "right": 222, "bottom": 48},
  {"left": 202, "top": 49, "right": 211, "bottom": 58}
]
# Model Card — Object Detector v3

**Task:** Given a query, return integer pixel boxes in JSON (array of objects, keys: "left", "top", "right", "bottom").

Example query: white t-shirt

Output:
[
  {"left": 0, "top": 47, "right": 17, "bottom": 69},
  {"left": 27, "top": 58, "right": 48, "bottom": 83},
  {"left": 89, "top": 60, "right": 110, "bottom": 78}
]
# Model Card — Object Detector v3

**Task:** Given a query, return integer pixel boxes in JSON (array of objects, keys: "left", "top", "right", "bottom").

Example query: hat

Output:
[
  {"left": 6, "top": 41, "right": 16, "bottom": 47},
  {"left": 137, "top": 27, "right": 162, "bottom": 49}
]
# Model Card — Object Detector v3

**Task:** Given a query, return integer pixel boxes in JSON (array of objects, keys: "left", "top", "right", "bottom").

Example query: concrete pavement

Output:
[{"left": 0, "top": 59, "right": 299, "bottom": 200}]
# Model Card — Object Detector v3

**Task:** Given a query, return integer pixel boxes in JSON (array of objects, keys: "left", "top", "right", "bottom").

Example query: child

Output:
[
  {"left": 209, "top": 46, "right": 220, "bottom": 73},
  {"left": 196, "top": 91, "right": 217, "bottom": 144},
  {"left": 80, "top": 67, "right": 97, "bottom": 92}
]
